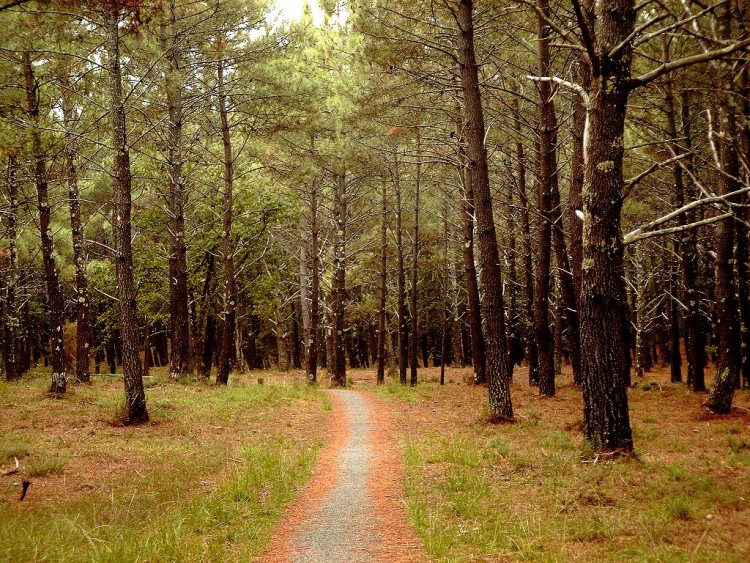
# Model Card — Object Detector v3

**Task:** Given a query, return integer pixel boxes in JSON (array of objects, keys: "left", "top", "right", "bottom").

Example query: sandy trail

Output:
[{"left": 258, "top": 389, "right": 423, "bottom": 562}]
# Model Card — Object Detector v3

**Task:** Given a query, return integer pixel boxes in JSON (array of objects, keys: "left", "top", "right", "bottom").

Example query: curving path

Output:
[{"left": 258, "top": 390, "right": 423, "bottom": 562}]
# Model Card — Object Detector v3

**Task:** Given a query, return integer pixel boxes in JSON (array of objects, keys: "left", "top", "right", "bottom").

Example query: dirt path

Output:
[{"left": 258, "top": 390, "right": 424, "bottom": 562}]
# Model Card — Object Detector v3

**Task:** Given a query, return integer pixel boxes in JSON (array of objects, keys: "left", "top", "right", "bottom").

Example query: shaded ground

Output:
[{"left": 260, "top": 389, "right": 423, "bottom": 562}]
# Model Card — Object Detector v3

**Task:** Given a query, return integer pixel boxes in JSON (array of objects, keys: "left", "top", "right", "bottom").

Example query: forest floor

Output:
[
  {"left": 2, "top": 363, "right": 750, "bottom": 562},
  {"left": 0, "top": 369, "right": 331, "bottom": 561},
  {"left": 364, "top": 364, "right": 750, "bottom": 562}
]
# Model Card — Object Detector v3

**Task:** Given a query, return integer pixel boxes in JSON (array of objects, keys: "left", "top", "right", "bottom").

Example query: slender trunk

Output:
[
  {"left": 291, "top": 299, "right": 301, "bottom": 369},
  {"left": 457, "top": 0, "right": 513, "bottom": 419},
  {"left": 216, "top": 53, "right": 236, "bottom": 386},
  {"left": 679, "top": 91, "right": 706, "bottom": 391},
  {"left": 23, "top": 52, "right": 66, "bottom": 394},
  {"left": 409, "top": 133, "right": 421, "bottom": 386},
  {"left": 706, "top": 5, "right": 742, "bottom": 412},
  {"left": 163, "top": 1, "right": 190, "bottom": 379},
  {"left": 662, "top": 42, "right": 683, "bottom": 383},
  {"left": 568, "top": 56, "right": 589, "bottom": 386},
  {"left": 579, "top": 0, "right": 633, "bottom": 452},
  {"left": 330, "top": 170, "right": 348, "bottom": 387},
  {"left": 512, "top": 96, "right": 538, "bottom": 385},
  {"left": 457, "top": 112, "right": 486, "bottom": 384},
  {"left": 377, "top": 178, "right": 388, "bottom": 384},
  {"left": 61, "top": 80, "right": 91, "bottom": 384},
  {"left": 440, "top": 198, "right": 449, "bottom": 386},
  {"left": 395, "top": 151, "right": 409, "bottom": 384},
  {"left": 105, "top": 7, "right": 147, "bottom": 422},
  {"left": 738, "top": 65, "right": 750, "bottom": 389},
  {"left": 3, "top": 156, "right": 20, "bottom": 381},
  {"left": 535, "top": 0, "right": 556, "bottom": 396},
  {"left": 305, "top": 181, "right": 320, "bottom": 383}
]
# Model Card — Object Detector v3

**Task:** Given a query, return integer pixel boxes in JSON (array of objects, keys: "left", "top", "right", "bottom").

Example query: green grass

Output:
[
  {"left": 393, "top": 381, "right": 750, "bottom": 562},
  {"left": 25, "top": 455, "right": 66, "bottom": 477},
  {"left": 0, "top": 372, "right": 328, "bottom": 561}
]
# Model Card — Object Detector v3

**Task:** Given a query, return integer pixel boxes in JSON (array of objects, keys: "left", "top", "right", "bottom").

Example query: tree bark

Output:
[
  {"left": 2, "top": 156, "right": 20, "bottom": 381},
  {"left": 409, "top": 133, "right": 420, "bottom": 386},
  {"left": 394, "top": 150, "right": 409, "bottom": 385},
  {"left": 679, "top": 91, "right": 706, "bottom": 391},
  {"left": 457, "top": 113, "right": 486, "bottom": 384},
  {"left": 163, "top": 0, "right": 190, "bottom": 380},
  {"left": 512, "top": 96, "right": 538, "bottom": 386},
  {"left": 568, "top": 55, "right": 589, "bottom": 386},
  {"left": 578, "top": 0, "right": 633, "bottom": 452},
  {"left": 456, "top": 0, "right": 513, "bottom": 419},
  {"left": 330, "top": 169, "right": 348, "bottom": 387},
  {"left": 216, "top": 51, "right": 236, "bottom": 386},
  {"left": 377, "top": 177, "right": 388, "bottom": 384},
  {"left": 61, "top": 79, "right": 91, "bottom": 384},
  {"left": 705, "top": 4, "right": 742, "bottom": 412},
  {"left": 23, "top": 52, "right": 67, "bottom": 394},
  {"left": 305, "top": 180, "right": 320, "bottom": 383},
  {"left": 534, "top": 0, "right": 556, "bottom": 396},
  {"left": 105, "top": 6, "right": 148, "bottom": 422}
]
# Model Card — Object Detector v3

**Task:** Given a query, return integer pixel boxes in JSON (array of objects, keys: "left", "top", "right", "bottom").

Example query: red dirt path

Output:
[{"left": 258, "top": 390, "right": 424, "bottom": 562}]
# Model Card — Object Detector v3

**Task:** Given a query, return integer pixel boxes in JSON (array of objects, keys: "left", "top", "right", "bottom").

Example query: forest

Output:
[{"left": 1, "top": 0, "right": 750, "bottom": 560}]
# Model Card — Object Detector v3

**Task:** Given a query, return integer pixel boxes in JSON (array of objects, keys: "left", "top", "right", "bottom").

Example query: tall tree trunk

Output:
[
  {"left": 568, "top": 55, "right": 589, "bottom": 386},
  {"left": 737, "top": 65, "right": 750, "bottom": 389},
  {"left": 579, "top": 0, "right": 633, "bottom": 452},
  {"left": 377, "top": 178, "right": 388, "bottom": 384},
  {"left": 705, "top": 4, "right": 742, "bottom": 412},
  {"left": 330, "top": 169, "right": 348, "bottom": 387},
  {"left": 394, "top": 151, "right": 409, "bottom": 385},
  {"left": 105, "top": 6, "right": 148, "bottom": 422},
  {"left": 305, "top": 180, "right": 320, "bottom": 383},
  {"left": 457, "top": 112, "right": 486, "bottom": 384},
  {"left": 23, "top": 52, "right": 67, "bottom": 394},
  {"left": 163, "top": 1, "right": 190, "bottom": 379},
  {"left": 512, "top": 96, "right": 538, "bottom": 386},
  {"left": 534, "top": 0, "right": 556, "bottom": 396},
  {"left": 409, "top": 133, "right": 420, "bottom": 386},
  {"left": 456, "top": 0, "right": 513, "bottom": 419},
  {"left": 679, "top": 91, "right": 706, "bottom": 391},
  {"left": 662, "top": 51, "right": 683, "bottom": 383},
  {"left": 216, "top": 52, "right": 236, "bottom": 386},
  {"left": 3, "top": 156, "right": 20, "bottom": 381},
  {"left": 61, "top": 79, "right": 91, "bottom": 384},
  {"left": 440, "top": 197, "right": 449, "bottom": 386}
]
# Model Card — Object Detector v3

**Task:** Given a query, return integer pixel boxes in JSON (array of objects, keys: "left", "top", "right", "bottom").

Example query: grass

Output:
[
  {"left": 372, "top": 364, "right": 750, "bottom": 562},
  {"left": 0, "top": 367, "right": 329, "bottom": 561}
]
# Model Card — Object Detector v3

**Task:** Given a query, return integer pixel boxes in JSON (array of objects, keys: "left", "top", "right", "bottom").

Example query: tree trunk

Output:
[
  {"left": 679, "top": 91, "right": 706, "bottom": 391},
  {"left": 3, "top": 156, "right": 20, "bottom": 381},
  {"left": 330, "top": 169, "right": 348, "bottom": 387},
  {"left": 409, "top": 133, "right": 420, "bottom": 386},
  {"left": 61, "top": 80, "right": 91, "bottom": 384},
  {"left": 578, "top": 0, "right": 633, "bottom": 452},
  {"left": 457, "top": 113, "right": 486, "bottom": 384},
  {"left": 163, "top": 1, "right": 190, "bottom": 380},
  {"left": 512, "top": 96, "right": 538, "bottom": 386},
  {"left": 377, "top": 178, "right": 388, "bottom": 384},
  {"left": 705, "top": 5, "right": 742, "bottom": 412},
  {"left": 305, "top": 180, "right": 320, "bottom": 383},
  {"left": 568, "top": 55, "right": 589, "bottom": 386},
  {"left": 456, "top": 0, "right": 513, "bottom": 419},
  {"left": 105, "top": 6, "right": 148, "bottom": 422},
  {"left": 23, "top": 52, "right": 67, "bottom": 394},
  {"left": 216, "top": 52, "right": 236, "bottom": 386},
  {"left": 534, "top": 0, "right": 556, "bottom": 396},
  {"left": 394, "top": 151, "right": 409, "bottom": 385}
]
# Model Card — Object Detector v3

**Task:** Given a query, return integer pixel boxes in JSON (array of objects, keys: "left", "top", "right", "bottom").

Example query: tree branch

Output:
[{"left": 629, "top": 36, "right": 750, "bottom": 89}]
